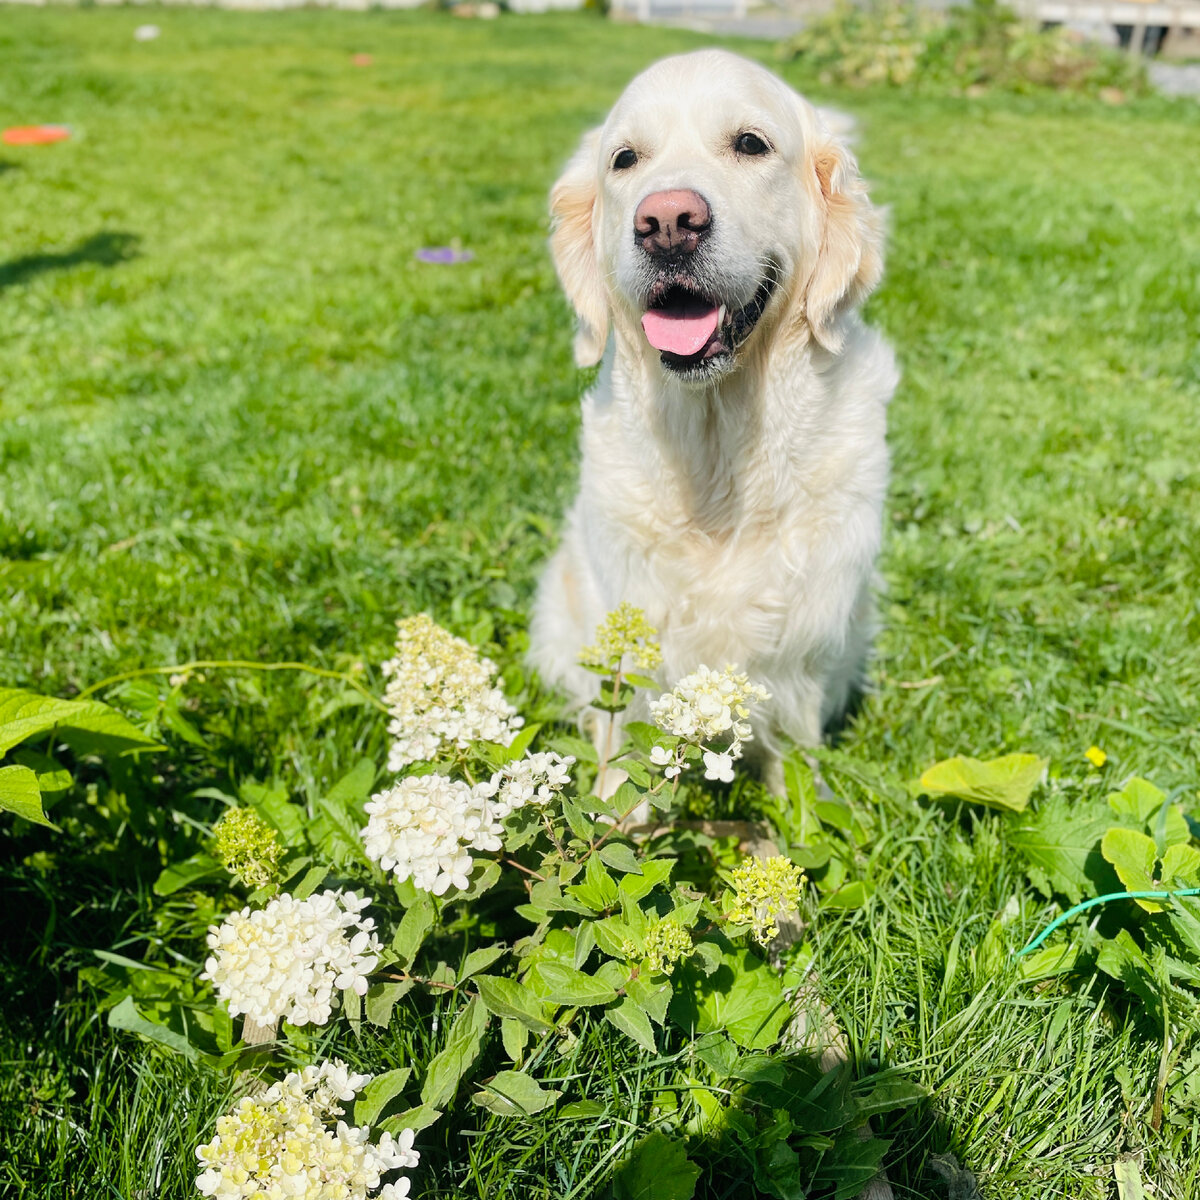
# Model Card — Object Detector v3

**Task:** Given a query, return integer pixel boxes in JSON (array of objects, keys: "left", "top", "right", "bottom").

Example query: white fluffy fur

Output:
[{"left": 530, "top": 50, "right": 898, "bottom": 785}]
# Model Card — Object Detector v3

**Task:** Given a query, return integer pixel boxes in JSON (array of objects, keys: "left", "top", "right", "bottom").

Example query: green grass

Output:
[{"left": 2, "top": 7, "right": 1199, "bottom": 1199}]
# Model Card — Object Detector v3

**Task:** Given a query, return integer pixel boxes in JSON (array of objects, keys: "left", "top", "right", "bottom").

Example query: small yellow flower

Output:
[
  {"left": 1085, "top": 745, "right": 1107, "bottom": 768},
  {"left": 639, "top": 919, "right": 694, "bottom": 975},
  {"left": 725, "top": 856, "right": 805, "bottom": 947},
  {"left": 212, "top": 807, "right": 285, "bottom": 889},
  {"left": 579, "top": 602, "right": 662, "bottom": 674}
]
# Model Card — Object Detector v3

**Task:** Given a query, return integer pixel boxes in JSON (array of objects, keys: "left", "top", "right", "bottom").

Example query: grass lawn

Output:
[{"left": 2, "top": 7, "right": 1200, "bottom": 1198}]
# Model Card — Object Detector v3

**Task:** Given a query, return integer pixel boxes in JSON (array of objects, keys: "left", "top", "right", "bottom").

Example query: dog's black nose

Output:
[{"left": 635, "top": 189, "right": 711, "bottom": 256}]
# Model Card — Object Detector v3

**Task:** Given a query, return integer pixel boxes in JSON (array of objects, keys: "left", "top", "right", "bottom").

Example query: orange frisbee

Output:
[{"left": 3, "top": 125, "right": 72, "bottom": 146}]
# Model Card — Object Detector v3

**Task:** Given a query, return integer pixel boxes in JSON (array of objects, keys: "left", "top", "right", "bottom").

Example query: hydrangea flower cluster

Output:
[
  {"left": 382, "top": 614, "right": 522, "bottom": 770},
  {"left": 195, "top": 1058, "right": 418, "bottom": 1200},
  {"left": 361, "top": 774, "right": 498, "bottom": 896},
  {"left": 649, "top": 665, "right": 770, "bottom": 782},
  {"left": 201, "top": 890, "right": 382, "bottom": 1026},
  {"left": 212, "top": 807, "right": 285, "bottom": 889},
  {"left": 726, "top": 856, "right": 805, "bottom": 946},
  {"left": 487, "top": 751, "right": 575, "bottom": 820},
  {"left": 635, "top": 918, "right": 694, "bottom": 975},
  {"left": 578, "top": 602, "right": 663, "bottom": 674}
]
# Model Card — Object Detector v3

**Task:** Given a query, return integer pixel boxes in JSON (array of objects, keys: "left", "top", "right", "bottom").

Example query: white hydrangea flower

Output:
[
  {"left": 486, "top": 751, "right": 575, "bottom": 820},
  {"left": 382, "top": 614, "right": 522, "bottom": 769},
  {"left": 361, "top": 774, "right": 503, "bottom": 896},
  {"left": 195, "top": 1058, "right": 418, "bottom": 1200},
  {"left": 702, "top": 749, "right": 735, "bottom": 783},
  {"left": 201, "top": 890, "right": 382, "bottom": 1027}
]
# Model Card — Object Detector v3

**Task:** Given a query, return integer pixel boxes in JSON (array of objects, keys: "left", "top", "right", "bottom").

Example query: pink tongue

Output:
[{"left": 641, "top": 303, "right": 720, "bottom": 357}]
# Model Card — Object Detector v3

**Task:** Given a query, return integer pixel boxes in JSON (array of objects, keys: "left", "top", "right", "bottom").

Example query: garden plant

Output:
[{"left": 2, "top": 7, "right": 1199, "bottom": 1199}]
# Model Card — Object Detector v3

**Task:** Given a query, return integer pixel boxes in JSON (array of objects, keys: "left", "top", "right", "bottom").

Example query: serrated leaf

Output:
[
  {"left": 1007, "top": 794, "right": 1112, "bottom": 904},
  {"left": 694, "top": 1032, "right": 739, "bottom": 1077},
  {"left": 669, "top": 947, "right": 789, "bottom": 1051},
  {"left": 1160, "top": 843, "right": 1200, "bottom": 888},
  {"left": 573, "top": 920, "right": 597, "bottom": 971},
  {"left": 475, "top": 975, "right": 555, "bottom": 1033},
  {"left": 598, "top": 842, "right": 642, "bottom": 875},
  {"left": 604, "top": 997, "right": 656, "bottom": 1053},
  {"left": 420, "top": 996, "right": 488, "bottom": 1109},
  {"left": 10, "top": 749, "right": 71, "bottom": 800},
  {"left": 0, "top": 765, "right": 56, "bottom": 828},
  {"left": 152, "top": 853, "right": 223, "bottom": 896},
  {"left": 535, "top": 962, "right": 618, "bottom": 1006},
  {"left": 567, "top": 855, "right": 619, "bottom": 911},
  {"left": 379, "top": 1106, "right": 441, "bottom": 1135},
  {"left": 627, "top": 974, "right": 672, "bottom": 1025},
  {"left": 326, "top": 758, "right": 377, "bottom": 806},
  {"left": 365, "top": 980, "right": 413, "bottom": 1028},
  {"left": 618, "top": 857, "right": 674, "bottom": 902},
  {"left": 471, "top": 1070, "right": 561, "bottom": 1117},
  {"left": 853, "top": 1077, "right": 928, "bottom": 1118},
  {"left": 916, "top": 753, "right": 1046, "bottom": 812},
  {"left": 691, "top": 940, "right": 723, "bottom": 977},
  {"left": 613, "top": 1131, "right": 700, "bottom": 1200},
  {"left": 392, "top": 892, "right": 435, "bottom": 968},
  {"left": 560, "top": 798, "right": 597, "bottom": 841},
  {"left": 0, "top": 687, "right": 160, "bottom": 757},
  {"left": 353, "top": 1068, "right": 411, "bottom": 1125}
]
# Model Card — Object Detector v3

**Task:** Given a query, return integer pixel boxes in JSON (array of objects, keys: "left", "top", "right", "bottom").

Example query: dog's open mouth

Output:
[{"left": 641, "top": 274, "right": 776, "bottom": 374}]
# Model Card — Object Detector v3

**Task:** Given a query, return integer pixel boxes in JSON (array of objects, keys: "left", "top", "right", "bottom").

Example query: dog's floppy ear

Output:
[
  {"left": 803, "top": 135, "right": 885, "bottom": 353},
  {"left": 550, "top": 128, "right": 608, "bottom": 367}
]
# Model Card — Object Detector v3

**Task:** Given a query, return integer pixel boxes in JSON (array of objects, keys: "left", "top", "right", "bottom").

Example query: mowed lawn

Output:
[{"left": 2, "top": 8, "right": 1200, "bottom": 1199}]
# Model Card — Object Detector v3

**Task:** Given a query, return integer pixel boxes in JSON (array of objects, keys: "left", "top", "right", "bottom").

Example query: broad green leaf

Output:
[
  {"left": 108, "top": 996, "right": 215, "bottom": 1065},
  {"left": 1101, "top": 828, "right": 1161, "bottom": 911},
  {"left": 694, "top": 1033, "right": 739, "bottom": 1077},
  {"left": 1107, "top": 778, "right": 1167, "bottom": 824},
  {"left": 354, "top": 1068, "right": 411, "bottom": 1125},
  {"left": 573, "top": 920, "right": 597, "bottom": 971},
  {"left": 451, "top": 859, "right": 502, "bottom": 901},
  {"left": 916, "top": 753, "right": 1047, "bottom": 812},
  {"left": 471, "top": 1070, "right": 560, "bottom": 1117},
  {"left": 534, "top": 962, "right": 618, "bottom": 1007},
  {"left": 0, "top": 764, "right": 55, "bottom": 828},
  {"left": 819, "top": 880, "right": 874, "bottom": 911},
  {"left": 365, "top": 980, "right": 413, "bottom": 1028},
  {"left": 326, "top": 757, "right": 377, "bottom": 806},
  {"left": 1095, "top": 929, "right": 1162, "bottom": 1017},
  {"left": 291, "top": 864, "right": 328, "bottom": 900},
  {"left": 392, "top": 892, "right": 435, "bottom": 968},
  {"left": 567, "top": 855, "right": 619, "bottom": 911},
  {"left": 10, "top": 749, "right": 71, "bottom": 800},
  {"left": 561, "top": 798, "right": 597, "bottom": 841},
  {"left": 420, "top": 996, "right": 488, "bottom": 1109},
  {"left": 243, "top": 782, "right": 306, "bottom": 846},
  {"left": 1160, "top": 843, "right": 1200, "bottom": 888},
  {"left": 0, "top": 687, "right": 159, "bottom": 757},
  {"left": 1113, "top": 1155, "right": 1147, "bottom": 1200},
  {"left": 853, "top": 1077, "right": 929, "bottom": 1119},
  {"left": 670, "top": 947, "right": 789, "bottom": 1051},
  {"left": 1007, "top": 794, "right": 1112, "bottom": 904},
  {"left": 152, "top": 853, "right": 223, "bottom": 896},
  {"left": 500, "top": 1016, "right": 528, "bottom": 1062},
  {"left": 475, "top": 975, "right": 555, "bottom": 1033},
  {"left": 627, "top": 973, "right": 672, "bottom": 1025},
  {"left": 598, "top": 842, "right": 643, "bottom": 875},
  {"left": 618, "top": 857, "right": 675, "bottom": 902},
  {"left": 1015, "top": 942, "right": 1080, "bottom": 980},
  {"left": 460, "top": 944, "right": 508, "bottom": 980},
  {"left": 604, "top": 997, "right": 656, "bottom": 1053},
  {"left": 379, "top": 1106, "right": 441, "bottom": 1136},
  {"left": 613, "top": 1131, "right": 700, "bottom": 1200},
  {"left": 560, "top": 1100, "right": 607, "bottom": 1119}
]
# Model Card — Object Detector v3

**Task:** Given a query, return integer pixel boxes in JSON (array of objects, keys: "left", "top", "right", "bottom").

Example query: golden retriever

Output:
[{"left": 530, "top": 49, "right": 897, "bottom": 789}]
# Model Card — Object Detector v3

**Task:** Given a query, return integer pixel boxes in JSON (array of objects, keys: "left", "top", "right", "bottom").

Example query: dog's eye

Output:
[
  {"left": 612, "top": 148, "right": 638, "bottom": 171},
  {"left": 734, "top": 132, "right": 770, "bottom": 157}
]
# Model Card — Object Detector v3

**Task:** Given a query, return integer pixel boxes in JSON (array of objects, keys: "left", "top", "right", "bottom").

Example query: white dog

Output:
[{"left": 530, "top": 49, "right": 897, "bottom": 788}]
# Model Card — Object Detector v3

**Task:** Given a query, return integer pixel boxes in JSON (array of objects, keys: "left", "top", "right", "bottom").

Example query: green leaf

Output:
[
  {"left": 0, "top": 765, "right": 55, "bottom": 828},
  {"left": 107, "top": 996, "right": 213, "bottom": 1065},
  {"left": 1007, "top": 794, "right": 1112, "bottom": 904},
  {"left": 291, "top": 864, "right": 329, "bottom": 900},
  {"left": 1101, "top": 827, "right": 1162, "bottom": 910},
  {"left": 152, "top": 853, "right": 223, "bottom": 896},
  {"left": 819, "top": 880, "right": 874, "bottom": 910},
  {"left": 534, "top": 962, "right": 618, "bottom": 1007},
  {"left": 598, "top": 842, "right": 643, "bottom": 875},
  {"left": 1016, "top": 943, "right": 1080, "bottom": 980},
  {"left": 627, "top": 974, "right": 672, "bottom": 1025},
  {"left": 670, "top": 947, "right": 789, "bottom": 1051},
  {"left": 561, "top": 798, "right": 598, "bottom": 841},
  {"left": 1113, "top": 1155, "right": 1147, "bottom": 1200},
  {"left": 0, "top": 687, "right": 160, "bottom": 757},
  {"left": 471, "top": 1070, "right": 561, "bottom": 1116},
  {"left": 567, "top": 855, "right": 619, "bottom": 911},
  {"left": 243, "top": 782, "right": 306, "bottom": 846},
  {"left": 500, "top": 1016, "right": 528, "bottom": 1062},
  {"left": 326, "top": 757, "right": 377, "bottom": 806},
  {"left": 1107, "top": 778, "right": 1167, "bottom": 825},
  {"left": 353, "top": 1068, "right": 411, "bottom": 1125},
  {"left": 1160, "top": 843, "right": 1200, "bottom": 888},
  {"left": 365, "top": 980, "right": 413, "bottom": 1028},
  {"left": 420, "top": 996, "right": 488, "bottom": 1109},
  {"left": 853, "top": 1076, "right": 929, "bottom": 1118},
  {"left": 916, "top": 753, "right": 1047, "bottom": 812},
  {"left": 460, "top": 944, "right": 508, "bottom": 980},
  {"left": 475, "top": 975, "right": 555, "bottom": 1034},
  {"left": 618, "top": 857, "right": 675, "bottom": 903},
  {"left": 573, "top": 920, "right": 597, "bottom": 971},
  {"left": 604, "top": 997, "right": 656, "bottom": 1053},
  {"left": 10, "top": 749, "right": 71, "bottom": 800},
  {"left": 392, "top": 892, "right": 436, "bottom": 968},
  {"left": 560, "top": 1100, "right": 607, "bottom": 1119},
  {"left": 613, "top": 1130, "right": 700, "bottom": 1200},
  {"left": 379, "top": 1105, "right": 441, "bottom": 1135}
]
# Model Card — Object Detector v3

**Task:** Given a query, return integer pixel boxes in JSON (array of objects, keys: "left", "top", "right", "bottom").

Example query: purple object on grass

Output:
[{"left": 415, "top": 247, "right": 475, "bottom": 265}]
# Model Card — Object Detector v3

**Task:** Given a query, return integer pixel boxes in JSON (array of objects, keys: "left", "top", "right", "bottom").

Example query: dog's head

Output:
[{"left": 550, "top": 50, "right": 884, "bottom": 380}]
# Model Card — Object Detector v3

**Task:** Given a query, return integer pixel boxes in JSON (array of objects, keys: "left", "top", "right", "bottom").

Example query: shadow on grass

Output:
[
  {"left": 0, "top": 230, "right": 141, "bottom": 292},
  {"left": 0, "top": 159, "right": 20, "bottom": 176}
]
